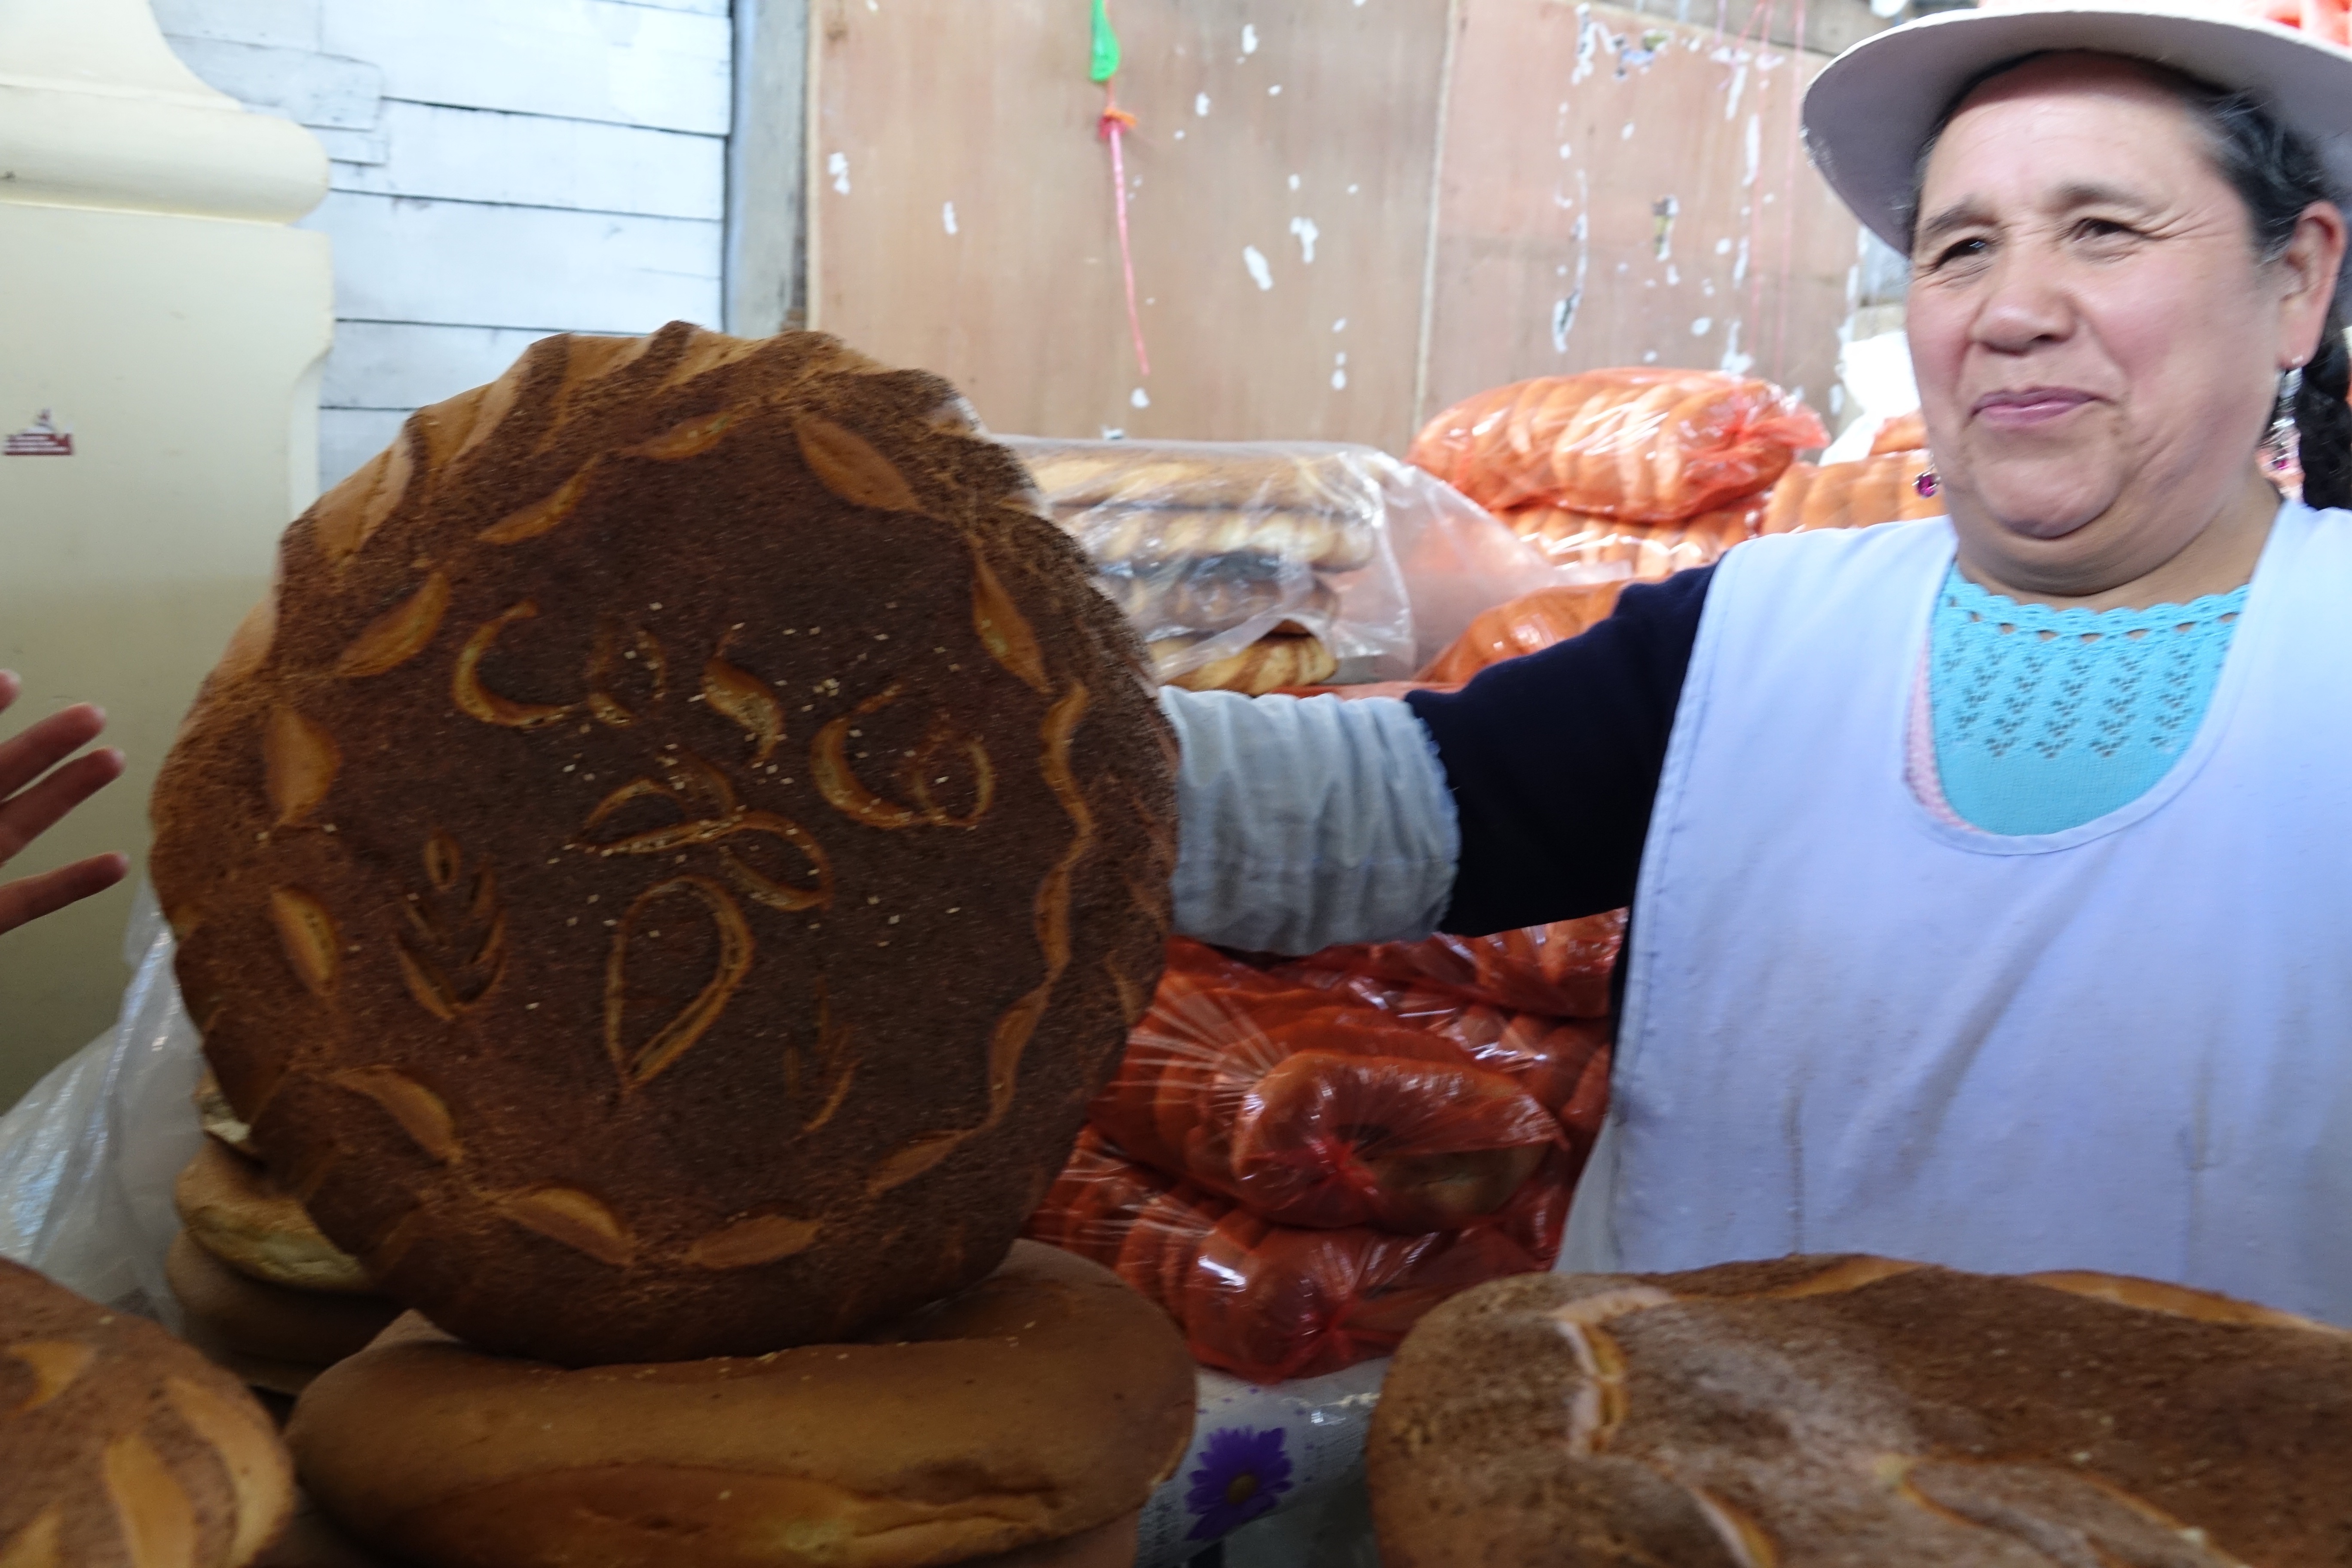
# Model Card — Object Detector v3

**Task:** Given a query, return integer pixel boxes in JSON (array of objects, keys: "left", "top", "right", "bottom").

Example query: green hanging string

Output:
[{"left": 1090, "top": 0, "right": 1121, "bottom": 83}]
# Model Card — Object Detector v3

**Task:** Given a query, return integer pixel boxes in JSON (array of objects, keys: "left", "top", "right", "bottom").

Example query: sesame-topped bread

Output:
[
  {"left": 1, "top": 1256, "right": 295, "bottom": 1567},
  {"left": 1369, "top": 1255, "right": 2352, "bottom": 1567},
  {"left": 149, "top": 323, "right": 1176, "bottom": 1366}
]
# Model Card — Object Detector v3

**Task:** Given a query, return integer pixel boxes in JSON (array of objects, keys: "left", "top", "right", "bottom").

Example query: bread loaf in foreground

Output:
[{"left": 1369, "top": 1254, "right": 2352, "bottom": 1568}]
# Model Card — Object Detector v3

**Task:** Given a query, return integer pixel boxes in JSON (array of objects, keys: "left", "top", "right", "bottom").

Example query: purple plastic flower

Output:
[{"left": 1184, "top": 1425, "right": 1296, "bottom": 1540}]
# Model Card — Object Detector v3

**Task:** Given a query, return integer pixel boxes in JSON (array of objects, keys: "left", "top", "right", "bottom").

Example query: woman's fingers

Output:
[
  {"left": 0, "top": 853, "right": 130, "bottom": 937},
  {"left": 0, "top": 747, "right": 127, "bottom": 865},
  {"left": 0, "top": 702, "right": 109, "bottom": 800},
  {"left": 0, "top": 671, "right": 19, "bottom": 720}
]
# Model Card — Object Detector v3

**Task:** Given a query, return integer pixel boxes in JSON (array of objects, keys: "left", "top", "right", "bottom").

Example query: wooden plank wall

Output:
[
  {"left": 1427, "top": 0, "right": 1863, "bottom": 422},
  {"left": 812, "top": 0, "right": 1873, "bottom": 450},
  {"left": 809, "top": 0, "right": 1453, "bottom": 453},
  {"left": 157, "top": 0, "right": 733, "bottom": 488}
]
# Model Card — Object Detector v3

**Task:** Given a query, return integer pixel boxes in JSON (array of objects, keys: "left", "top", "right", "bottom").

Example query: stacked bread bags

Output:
[
  {"left": 1409, "top": 369, "right": 1828, "bottom": 582},
  {"left": 1005, "top": 438, "right": 1400, "bottom": 694},
  {"left": 167, "top": 1075, "right": 401, "bottom": 1398},
  {"left": 1761, "top": 408, "right": 1947, "bottom": 534},
  {"left": 1025, "top": 927, "right": 1619, "bottom": 1384}
]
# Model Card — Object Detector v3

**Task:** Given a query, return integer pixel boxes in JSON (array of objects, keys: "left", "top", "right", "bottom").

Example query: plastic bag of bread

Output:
[
  {"left": 1026, "top": 1130, "right": 1569, "bottom": 1383},
  {"left": 1495, "top": 496, "right": 1763, "bottom": 582},
  {"left": 1004, "top": 436, "right": 1419, "bottom": 688},
  {"left": 1089, "top": 940, "right": 1581, "bottom": 1232},
  {"left": 1869, "top": 408, "right": 1928, "bottom": 456},
  {"left": 1418, "top": 581, "right": 1627, "bottom": 683},
  {"left": 1407, "top": 370, "right": 1828, "bottom": 522},
  {"left": 2248, "top": 0, "right": 2350, "bottom": 44},
  {"left": 1762, "top": 450, "right": 1945, "bottom": 535},
  {"left": 1295, "top": 911, "right": 1626, "bottom": 1020}
]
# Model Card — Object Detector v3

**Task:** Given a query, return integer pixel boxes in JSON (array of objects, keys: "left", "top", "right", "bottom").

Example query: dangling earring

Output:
[
  {"left": 1914, "top": 468, "right": 1939, "bottom": 498},
  {"left": 2263, "top": 364, "right": 2304, "bottom": 484}
]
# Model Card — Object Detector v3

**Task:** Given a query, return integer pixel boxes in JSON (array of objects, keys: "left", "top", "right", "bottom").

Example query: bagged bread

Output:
[
  {"left": 1409, "top": 371, "right": 1828, "bottom": 522},
  {"left": 1868, "top": 408, "right": 1928, "bottom": 456},
  {"left": 1418, "top": 582, "right": 1627, "bottom": 684},
  {"left": 1026, "top": 1130, "right": 1571, "bottom": 1383},
  {"left": 1297, "top": 912, "right": 1626, "bottom": 1020},
  {"left": 1762, "top": 449, "right": 1945, "bottom": 535},
  {"left": 1491, "top": 497, "right": 1761, "bottom": 582},
  {"left": 1086, "top": 940, "right": 1595, "bottom": 1232}
]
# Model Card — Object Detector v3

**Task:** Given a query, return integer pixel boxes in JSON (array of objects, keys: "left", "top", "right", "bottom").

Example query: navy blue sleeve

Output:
[{"left": 1403, "top": 565, "right": 1713, "bottom": 936}]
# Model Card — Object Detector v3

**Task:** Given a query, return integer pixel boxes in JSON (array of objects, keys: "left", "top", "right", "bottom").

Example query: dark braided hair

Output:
[{"left": 1910, "top": 58, "right": 2352, "bottom": 511}]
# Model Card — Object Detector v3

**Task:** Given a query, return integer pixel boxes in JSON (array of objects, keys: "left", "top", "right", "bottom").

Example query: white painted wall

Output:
[{"left": 155, "top": 0, "right": 732, "bottom": 487}]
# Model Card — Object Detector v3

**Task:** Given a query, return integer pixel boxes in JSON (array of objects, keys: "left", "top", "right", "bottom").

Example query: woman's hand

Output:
[{"left": 0, "top": 671, "right": 129, "bottom": 937}]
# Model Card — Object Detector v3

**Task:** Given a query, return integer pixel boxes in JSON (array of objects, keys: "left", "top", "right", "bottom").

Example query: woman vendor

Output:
[{"left": 1160, "top": 0, "right": 2352, "bottom": 1324}]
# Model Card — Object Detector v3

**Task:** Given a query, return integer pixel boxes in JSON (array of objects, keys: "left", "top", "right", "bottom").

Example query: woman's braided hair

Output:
[{"left": 1911, "top": 58, "right": 2352, "bottom": 510}]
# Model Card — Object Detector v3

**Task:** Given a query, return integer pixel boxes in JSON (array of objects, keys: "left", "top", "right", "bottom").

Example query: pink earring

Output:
[{"left": 1914, "top": 469, "right": 1939, "bottom": 498}]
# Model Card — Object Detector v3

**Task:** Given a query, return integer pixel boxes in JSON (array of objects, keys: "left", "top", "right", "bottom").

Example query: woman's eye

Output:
[
  {"left": 1928, "top": 237, "right": 1988, "bottom": 269},
  {"left": 2076, "top": 218, "right": 2137, "bottom": 242}
]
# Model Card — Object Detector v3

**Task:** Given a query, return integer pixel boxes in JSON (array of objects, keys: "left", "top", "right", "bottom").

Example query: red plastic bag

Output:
[
  {"left": 1408, "top": 370, "right": 1828, "bottom": 522},
  {"left": 1417, "top": 581, "right": 1628, "bottom": 683},
  {"left": 1090, "top": 941, "right": 1567, "bottom": 1231},
  {"left": 1025, "top": 1130, "right": 1569, "bottom": 1381},
  {"left": 1296, "top": 911, "right": 1626, "bottom": 1019}
]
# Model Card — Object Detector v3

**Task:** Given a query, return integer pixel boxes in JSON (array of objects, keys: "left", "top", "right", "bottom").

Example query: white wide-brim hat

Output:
[{"left": 1802, "top": 0, "right": 2352, "bottom": 251}]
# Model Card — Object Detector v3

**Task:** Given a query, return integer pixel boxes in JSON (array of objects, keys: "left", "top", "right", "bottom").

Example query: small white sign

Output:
[{"left": 3, "top": 410, "right": 71, "bottom": 456}]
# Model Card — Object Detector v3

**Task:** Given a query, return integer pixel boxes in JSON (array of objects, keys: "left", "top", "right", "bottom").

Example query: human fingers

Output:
[
  {"left": 0, "top": 703, "right": 107, "bottom": 800},
  {"left": 0, "top": 748, "right": 126, "bottom": 866},
  {"left": 0, "top": 671, "right": 18, "bottom": 720},
  {"left": 0, "top": 852, "right": 129, "bottom": 937}
]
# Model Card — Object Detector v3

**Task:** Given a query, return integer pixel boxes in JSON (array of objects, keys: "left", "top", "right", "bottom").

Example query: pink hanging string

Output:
[{"left": 1099, "top": 87, "right": 1152, "bottom": 379}]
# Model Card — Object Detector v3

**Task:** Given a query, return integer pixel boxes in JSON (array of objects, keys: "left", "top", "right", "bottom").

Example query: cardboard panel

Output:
[
  {"left": 1423, "top": 0, "right": 1862, "bottom": 427},
  {"left": 809, "top": 0, "right": 1451, "bottom": 451}
]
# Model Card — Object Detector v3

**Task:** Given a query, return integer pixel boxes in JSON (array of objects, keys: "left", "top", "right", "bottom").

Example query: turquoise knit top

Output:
[{"left": 1929, "top": 567, "right": 2249, "bottom": 836}]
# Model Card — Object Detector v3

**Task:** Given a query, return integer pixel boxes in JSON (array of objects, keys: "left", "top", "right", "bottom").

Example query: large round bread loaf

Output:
[
  {"left": 1, "top": 1256, "right": 295, "bottom": 1568},
  {"left": 150, "top": 324, "right": 1177, "bottom": 1366},
  {"left": 1369, "top": 1255, "right": 2352, "bottom": 1568},
  {"left": 287, "top": 1243, "right": 1194, "bottom": 1568}
]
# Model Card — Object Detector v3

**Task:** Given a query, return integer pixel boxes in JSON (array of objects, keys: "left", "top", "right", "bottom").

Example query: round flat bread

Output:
[{"left": 150, "top": 325, "right": 1177, "bottom": 1366}]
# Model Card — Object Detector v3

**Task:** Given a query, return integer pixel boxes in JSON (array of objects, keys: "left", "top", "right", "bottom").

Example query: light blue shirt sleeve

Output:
[{"left": 1156, "top": 687, "right": 1461, "bottom": 955}]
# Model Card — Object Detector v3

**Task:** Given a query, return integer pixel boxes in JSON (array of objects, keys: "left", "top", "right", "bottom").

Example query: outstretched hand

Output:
[{"left": 0, "top": 671, "right": 128, "bottom": 937}]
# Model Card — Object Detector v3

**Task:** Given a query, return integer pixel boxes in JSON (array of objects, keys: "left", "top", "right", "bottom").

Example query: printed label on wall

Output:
[{"left": 4, "top": 411, "right": 73, "bottom": 456}]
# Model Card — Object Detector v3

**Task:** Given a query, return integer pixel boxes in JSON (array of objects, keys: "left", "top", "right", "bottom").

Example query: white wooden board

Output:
[
  {"left": 319, "top": 321, "right": 580, "bottom": 409},
  {"left": 321, "top": 0, "right": 731, "bottom": 135},
  {"left": 302, "top": 192, "right": 722, "bottom": 333},
  {"left": 164, "top": 37, "right": 383, "bottom": 129},
  {"left": 319, "top": 406, "right": 410, "bottom": 489},
  {"left": 329, "top": 101, "right": 724, "bottom": 220},
  {"left": 151, "top": 0, "right": 322, "bottom": 50}
]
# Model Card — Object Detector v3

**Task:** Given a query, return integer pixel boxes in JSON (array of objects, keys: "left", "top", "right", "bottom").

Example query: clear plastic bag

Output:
[
  {"left": 1408, "top": 370, "right": 1828, "bottom": 522},
  {"left": 0, "top": 884, "right": 205, "bottom": 1327},
  {"left": 1089, "top": 940, "right": 1574, "bottom": 1232},
  {"left": 1025, "top": 1128, "right": 1569, "bottom": 1384},
  {"left": 1295, "top": 911, "right": 1626, "bottom": 1020},
  {"left": 1761, "top": 450, "right": 1944, "bottom": 536}
]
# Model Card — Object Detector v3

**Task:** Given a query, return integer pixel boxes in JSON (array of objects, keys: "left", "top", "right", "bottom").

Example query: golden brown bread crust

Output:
[
  {"left": 1012, "top": 441, "right": 1378, "bottom": 518},
  {"left": 196, "top": 1069, "right": 258, "bottom": 1156},
  {"left": 288, "top": 1243, "right": 1194, "bottom": 1568},
  {"left": 1074, "top": 507, "right": 1376, "bottom": 573},
  {"left": 175, "top": 1142, "right": 374, "bottom": 1295},
  {"left": 1, "top": 1256, "right": 296, "bottom": 1568},
  {"left": 1368, "top": 1255, "right": 2352, "bottom": 1568},
  {"left": 166, "top": 1235, "right": 398, "bottom": 1385},
  {"left": 149, "top": 324, "right": 1177, "bottom": 1366},
  {"left": 1155, "top": 634, "right": 1338, "bottom": 695}
]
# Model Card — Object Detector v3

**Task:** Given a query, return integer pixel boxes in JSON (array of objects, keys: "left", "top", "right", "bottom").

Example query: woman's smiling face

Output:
[{"left": 1907, "top": 54, "right": 2334, "bottom": 596}]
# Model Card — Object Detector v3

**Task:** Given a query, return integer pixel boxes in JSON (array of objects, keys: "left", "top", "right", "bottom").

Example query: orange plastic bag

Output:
[
  {"left": 1761, "top": 451, "right": 1944, "bottom": 535},
  {"left": 1869, "top": 410, "right": 1927, "bottom": 456},
  {"left": 1408, "top": 370, "right": 1828, "bottom": 522},
  {"left": 2247, "top": 0, "right": 2350, "bottom": 44},
  {"left": 1490, "top": 496, "right": 1761, "bottom": 581},
  {"left": 1417, "top": 581, "right": 1627, "bottom": 683},
  {"left": 1296, "top": 911, "right": 1626, "bottom": 1019},
  {"left": 1025, "top": 1130, "right": 1570, "bottom": 1382},
  {"left": 1090, "top": 941, "right": 1574, "bottom": 1231}
]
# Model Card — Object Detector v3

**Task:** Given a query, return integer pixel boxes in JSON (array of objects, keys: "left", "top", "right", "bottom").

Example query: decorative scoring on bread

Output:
[
  {"left": 332, "top": 571, "right": 448, "bottom": 679},
  {"left": 261, "top": 708, "right": 338, "bottom": 827},
  {"left": 493, "top": 1187, "right": 636, "bottom": 1268},
  {"left": 329, "top": 1069, "right": 461, "bottom": 1165},
  {"left": 793, "top": 414, "right": 922, "bottom": 512},
  {"left": 266, "top": 889, "right": 338, "bottom": 996},
  {"left": 6, "top": 1342, "right": 95, "bottom": 1414}
]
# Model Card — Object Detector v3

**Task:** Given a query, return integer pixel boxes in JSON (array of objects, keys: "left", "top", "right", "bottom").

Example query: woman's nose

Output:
[{"left": 1971, "top": 248, "right": 2075, "bottom": 353}]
